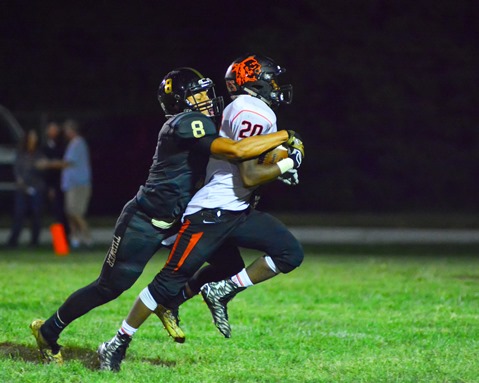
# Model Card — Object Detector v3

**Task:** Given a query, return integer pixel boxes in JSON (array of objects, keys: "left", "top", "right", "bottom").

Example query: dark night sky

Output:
[{"left": 1, "top": 1, "right": 478, "bottom": 214}]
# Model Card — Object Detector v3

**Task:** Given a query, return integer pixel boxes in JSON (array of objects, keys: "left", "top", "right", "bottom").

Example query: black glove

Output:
[
  {"left": 278, "top": 169, "right": 299, "bottom": 186},
  {"left": 286, "top": 130, "right": 305, "bottom": 158},
  {"left": 288, "top": 147, "right": 303, "bottom": 169}
]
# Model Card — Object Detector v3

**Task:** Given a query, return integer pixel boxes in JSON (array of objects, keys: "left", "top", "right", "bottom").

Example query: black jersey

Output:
[
  {"left": 42, "top": 139, "right": 65, "bottom": 188},
  {"left": 135, "top": 111, "right": 218, "bottom": 220}
]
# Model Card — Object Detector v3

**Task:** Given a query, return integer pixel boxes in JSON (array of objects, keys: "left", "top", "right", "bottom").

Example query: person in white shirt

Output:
[{"left": 61, "top": 119, "right": 92, "bottom": 248}]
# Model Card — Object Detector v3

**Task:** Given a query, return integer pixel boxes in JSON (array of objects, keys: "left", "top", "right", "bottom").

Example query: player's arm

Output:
[
  {"left": 238, "top": 159, "right": 282, "bottom": 187},
  {"left": 181, "top": 114, "right": 298, "bottom": 161},
  {"left": 209, "top": 130, "right": 291, "bottom": 161},
  {"left": 238, "top": 141, "right": 304, "bottom": 187}
]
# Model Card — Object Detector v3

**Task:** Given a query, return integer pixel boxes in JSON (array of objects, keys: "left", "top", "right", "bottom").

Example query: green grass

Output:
[{"left": 1, "top": 245, "right": 479, "bottom": 382}]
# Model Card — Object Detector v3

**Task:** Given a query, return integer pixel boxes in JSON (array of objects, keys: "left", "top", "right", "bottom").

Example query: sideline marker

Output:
[{"left": 50, "top": 223, "right": 69, "bottom": 256}]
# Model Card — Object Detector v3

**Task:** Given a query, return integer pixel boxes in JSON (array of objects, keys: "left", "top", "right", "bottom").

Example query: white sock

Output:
[
  {"left": 231, "top": 268, "right": 253, "bottom": 287},
  {"left": 119, "top": 320, "right": 137, "bottom": 337}
]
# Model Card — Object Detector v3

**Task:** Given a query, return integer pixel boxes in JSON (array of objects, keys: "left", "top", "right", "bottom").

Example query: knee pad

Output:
[
  {"left": 273, "top": 240, "right": 304, "bottom": 274},
  {"left": 139, "top": 287, "right": 158, "bottom": 311}
]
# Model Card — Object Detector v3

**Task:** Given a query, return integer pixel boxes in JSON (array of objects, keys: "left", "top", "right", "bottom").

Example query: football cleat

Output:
[
  {"left": 30, "top": 319, "right": 63, "bottom": 364},
  {"left": 155, "top": 304, "right": 185, "bottom": 343},
  {"left": 97, "top": 332, "right": 131, "bottom": 372},
  {"left": 200, "top": 279, "right": 245, "bottom": 338}
]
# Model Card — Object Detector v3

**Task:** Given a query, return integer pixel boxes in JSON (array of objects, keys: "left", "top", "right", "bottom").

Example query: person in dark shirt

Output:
[
  {"left": 6, "top": 129, "right": 46, "bottom": 247},
  {"left": 42, "top": 121, "right": 69, "bottom": 237},
  {"left": 30, "top": 67, "right": 302, "bottom": 364}
]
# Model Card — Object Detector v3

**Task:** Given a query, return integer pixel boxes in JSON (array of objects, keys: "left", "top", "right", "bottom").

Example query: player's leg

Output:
[
  {"left": 191, "top": 243, "right": 245, "bottom": 292},
  {"left": 236, "top": 210, "right": 303, "bottom": 276},
  {"left": 167, "top": 242, "right": 244, "bottom": 308},
  {"left": 148, "top": 210, "right": 243, "bottom": 309},
  {"left": 31, "top": 199, "right": 165, "bottom": 362},
  {"left": 151, "top": 241, "right": 244, "bottom": 344},
  {"left": 201, "top": 209, "right": 304, "bottom": 337},
  {"left": 98, "top": 209, "right": 240, "bottom": 370}
]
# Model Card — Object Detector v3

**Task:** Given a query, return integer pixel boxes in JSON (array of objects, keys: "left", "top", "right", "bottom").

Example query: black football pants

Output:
[
  {"left": 50, "top": 198, "right": 176, "bottom": 329},
  {"left": 148, "top": 207, "right": 304, "bottom": 306}
]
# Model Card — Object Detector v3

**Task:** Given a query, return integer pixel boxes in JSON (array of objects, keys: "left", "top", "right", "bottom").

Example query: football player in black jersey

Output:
[{"left": 30, "top": 67, "right": 303, "bottom": 364}]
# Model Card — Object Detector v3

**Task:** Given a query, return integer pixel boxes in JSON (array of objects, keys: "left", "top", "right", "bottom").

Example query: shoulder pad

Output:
[{"left": 170, "top": 112, "right": 217, "bottom": 139}]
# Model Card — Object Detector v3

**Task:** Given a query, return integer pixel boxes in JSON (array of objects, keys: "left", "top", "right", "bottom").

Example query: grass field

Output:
[{"left": 1, "top": 244, "right": 478, "bottom": 382}]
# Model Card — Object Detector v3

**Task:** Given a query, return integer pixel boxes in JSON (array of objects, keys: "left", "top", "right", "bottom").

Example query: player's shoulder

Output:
[
  {"left": 169, "top": 111, "right": 217, "bottom": 139},
  {"left": 225, "top": 95, "right": 276, "bottom": 124}
]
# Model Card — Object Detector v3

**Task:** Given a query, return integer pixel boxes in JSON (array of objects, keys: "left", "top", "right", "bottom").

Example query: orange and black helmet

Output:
[{"left": 225, "top": 54, "right": 293, "bottom": 108}]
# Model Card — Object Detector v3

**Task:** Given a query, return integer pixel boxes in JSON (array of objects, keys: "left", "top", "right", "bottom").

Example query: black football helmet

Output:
[
  {"left": 158, "top": 67, "right": 224, "bottom": 118},
  {"left": 225, "top": 54, "right": 293, "bottom": 108}
]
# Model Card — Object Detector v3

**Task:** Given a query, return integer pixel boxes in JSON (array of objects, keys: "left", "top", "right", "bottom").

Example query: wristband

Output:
[{"left": 276, "top": 158, "right": 294, "bottom": 174}]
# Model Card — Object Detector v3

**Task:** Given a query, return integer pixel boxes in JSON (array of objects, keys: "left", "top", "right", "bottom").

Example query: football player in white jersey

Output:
[
  {"left": 98, "top": 54, "right": 304, "bottom": 371},
  {"left": 196, "top": 54, "right": 304, "bottom": 338}
]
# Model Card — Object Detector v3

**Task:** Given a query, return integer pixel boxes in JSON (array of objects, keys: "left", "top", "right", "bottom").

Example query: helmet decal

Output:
[
  {"left": 164, "top": 78, "right": 173, "bottom": 94},
  {"left": 225, "top": 54, "right": 293, "bottom": 108},
  {"left": 231, "top": 55, "right": 262, "bottom": 86}
]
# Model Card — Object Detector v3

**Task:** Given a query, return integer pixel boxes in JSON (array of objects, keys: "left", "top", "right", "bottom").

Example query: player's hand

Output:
[
  {"left": 278, "top": 169, "right": 299, "bottom": 186},
  {"left": 286, "top": 130, "right": 305, "bottom": 158}
]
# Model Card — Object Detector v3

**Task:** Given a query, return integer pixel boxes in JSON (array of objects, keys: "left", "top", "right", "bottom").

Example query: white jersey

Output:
[{"left": 184, "top": 95, "right": 278, "bottom": 215}]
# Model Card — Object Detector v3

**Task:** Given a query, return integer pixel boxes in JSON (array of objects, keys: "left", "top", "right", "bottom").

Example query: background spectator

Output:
[
  {"left": 6, "top": 129, "right": 46, "bottom": 247},
  {"left": 61, "top": 119, "right": 92, "bottom": 249},
  {"left": 42, "top": 121, "right": 69, "bottom": 237}
]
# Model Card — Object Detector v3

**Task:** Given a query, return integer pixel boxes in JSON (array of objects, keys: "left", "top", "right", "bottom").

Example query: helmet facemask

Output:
[
  {"left": 270, "top": 81, "right": 293, "bottom": 107},
  {"left": 184, "top": 78, "right": 224, "bottom": 120},
  {"left": 242, "top": 77, "right": 293, "bottom": 109}
]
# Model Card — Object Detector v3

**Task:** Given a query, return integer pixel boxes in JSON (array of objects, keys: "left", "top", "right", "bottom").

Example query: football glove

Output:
[
  {"left": 278, "top": 169, "right": 299, "bottom": 186},
  {"left": 288, "top": 147, "right": 303, "bottom": 169},
  {"left": 286, "top": 130, "right": 305, "bottom": 158}
]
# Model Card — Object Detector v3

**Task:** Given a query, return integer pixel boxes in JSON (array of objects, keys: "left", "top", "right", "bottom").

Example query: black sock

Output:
[
  {"left": 167, "top": 287, "right": 190, "bottom": 308},
  {"left": 42, "top": 311, "right": 67, "bottom": 341}
]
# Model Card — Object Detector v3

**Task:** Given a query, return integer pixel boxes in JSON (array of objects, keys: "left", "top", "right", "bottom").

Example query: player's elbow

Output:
[
  {"left": 228, "top": 146, "right": 249, "bottom": 161},
  {"left": 240, "top": 173, "right": 257, "bottom": 188},
  {"left": 211, "top": 138, "right": 248, "bottom": 161},
  {"left": 241, "top": 173, "right": 273, "bottom": 188}
]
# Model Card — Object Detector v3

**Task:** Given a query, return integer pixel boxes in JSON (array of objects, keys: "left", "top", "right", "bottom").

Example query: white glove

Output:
[{"left": 278, "top": 169, "right": 299, "bottom": 186}]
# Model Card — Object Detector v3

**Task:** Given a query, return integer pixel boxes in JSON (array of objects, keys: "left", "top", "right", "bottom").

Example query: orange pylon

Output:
[{"left": 50, "top": 223, "right": 69, "bottom": 256}]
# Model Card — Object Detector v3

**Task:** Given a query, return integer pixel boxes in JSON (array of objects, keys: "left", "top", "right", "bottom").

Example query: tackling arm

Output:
[{"left": 209, "top": 130, "right": 290, "bottom": 161}]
